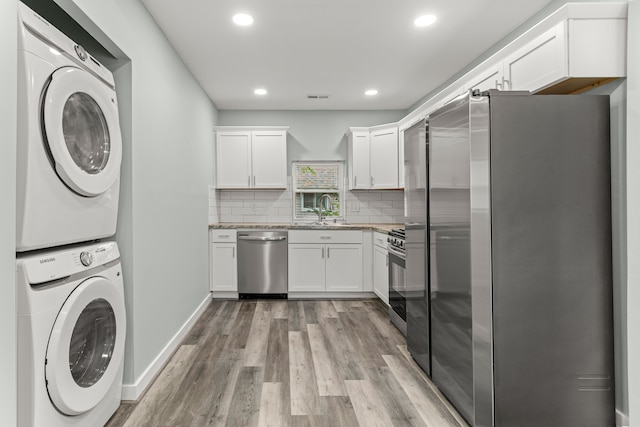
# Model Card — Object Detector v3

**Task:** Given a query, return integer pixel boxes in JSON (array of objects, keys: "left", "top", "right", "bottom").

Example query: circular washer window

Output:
[
  {"left": 43, "top": 66, "right": 122, "bottom": 197},
  {"left": 68, "top": 298, "right": 116, "bottom": 388},
  {"left": 46, "top": 276, "right": 126, "bottom": 416},
  {"left": 62, "top": 92, "right": 111, "bottom": 176}
]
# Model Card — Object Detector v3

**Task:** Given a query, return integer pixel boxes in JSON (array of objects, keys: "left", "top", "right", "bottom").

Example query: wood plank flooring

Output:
[{"left": 106, "top": 299, "right": 468, "bottom": 427}]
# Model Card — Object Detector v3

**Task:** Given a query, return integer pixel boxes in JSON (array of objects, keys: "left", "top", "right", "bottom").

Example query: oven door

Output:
[{"left": 388, "top": 248, "right": 406, "bottom": 335}]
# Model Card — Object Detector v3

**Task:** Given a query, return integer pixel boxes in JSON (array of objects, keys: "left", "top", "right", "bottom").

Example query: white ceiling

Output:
[{"left": 140, "top": 0, "right": 553, "bottom": 110}]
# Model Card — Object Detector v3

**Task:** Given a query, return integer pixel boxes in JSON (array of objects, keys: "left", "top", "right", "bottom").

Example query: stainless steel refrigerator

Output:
[{"left": 407, "top": 90, "right": 615, "bottom": 426}]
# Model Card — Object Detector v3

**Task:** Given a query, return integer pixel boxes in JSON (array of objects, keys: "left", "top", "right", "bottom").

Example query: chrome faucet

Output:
[{"left": 317, "top": 194, "right": 333, "bottom": 224}]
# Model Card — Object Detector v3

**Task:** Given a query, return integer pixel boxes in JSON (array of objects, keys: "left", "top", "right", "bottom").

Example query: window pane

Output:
[
  {"left": 295, "top": 192, "right": 340, "bottom": 218},
  {"left": 292, "top": 162, "right": 344, "bottom": 220},
  {"left": 294, "top": 164, "right": 339, "bottom": 190}
]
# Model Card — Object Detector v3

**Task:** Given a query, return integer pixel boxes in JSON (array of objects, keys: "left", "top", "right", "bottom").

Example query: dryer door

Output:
[
  {"left": 45, "top": 276, "right": 126, "bottom": 416},
  {"left": 43, "top": 66, "right": 122, "bottom": 197}
]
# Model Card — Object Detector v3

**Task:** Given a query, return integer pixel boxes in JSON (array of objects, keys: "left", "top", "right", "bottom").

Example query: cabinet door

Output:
[
  {"left": 210, "top": 243, "right": 237, "bottom": 291},
  {"left": 373, "top": 245, "right": 389, "bottom": 304},
  {"left": 349, "top": 131, "right": 371, "bottom": 190},
  {"left": 251, "top": 131, "right": 287, "bottom": 188},
  {"left": 568, "top": 18, "right": 626, "bottom": 78},
  {"left": 464, "top": 63, "right": 504, "bottom": 92},
  {"left": 325, "top": 244, "right": 363, "bottom": 292},
  {"left": 398, "top": 128, "right": 405, "bottom": 189},
  {"left": 370, "top": 127, "right": 399, "bottom": 189},
  {"left": 216, "top": 132, "right": 251, "bottom": 189},
  {"left": 288, "top": 244, "right": 325, "bottom": 291},
  {"left": 504, "top": 21, "right": 567, "bottom": 92}
]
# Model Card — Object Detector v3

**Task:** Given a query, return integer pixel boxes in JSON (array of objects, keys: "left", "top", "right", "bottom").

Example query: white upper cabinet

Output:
[
  {"left": 462, "top": 9, "right": 626, "bottom": 95},
  {"left": 347, "top": 128, "right": 370, "bottom": 190},
  {"left": 251, "top": 130, "right": 288, "bottom": 188},
  {"left": 215, "top": 126, "right": 288, "bottom": 189},
  {"left": 370, "top": 124, "right": 399, "bottom": 189},
  {"left": 503, "top": 22, "right": 568, "bottom": 92},
  {"left": 398, "top": 128, "right": 405, "bottom": 189},
  {"left": 215, "top": 131, "right": 252, "bottom": 188},
  {"left": 567, "top": 17, "right": 626, "bottom": 78},
  {"left": 348, "top": 124, "right": 399, "bottom": 190},
  {"left": 464, "top": 62, "right": 506, "bottom": 93}
]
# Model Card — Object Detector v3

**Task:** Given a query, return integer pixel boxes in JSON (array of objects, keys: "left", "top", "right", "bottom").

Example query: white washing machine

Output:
[
  {"left": 17, "top": 241, "right": 126, "bottom": 427},
  {"left": 16, "top": 2, "right": 123, "bottom": 252}
]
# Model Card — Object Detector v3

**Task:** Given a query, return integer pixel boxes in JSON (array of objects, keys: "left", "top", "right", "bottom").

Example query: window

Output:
[{"left": 292, "top": 161, "right": 344, "bottom": 221}]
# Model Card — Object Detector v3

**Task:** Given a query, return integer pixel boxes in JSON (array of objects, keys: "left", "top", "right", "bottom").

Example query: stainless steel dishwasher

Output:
[{"left": 237, "top": 230, "right": 288, "bottom": 298}]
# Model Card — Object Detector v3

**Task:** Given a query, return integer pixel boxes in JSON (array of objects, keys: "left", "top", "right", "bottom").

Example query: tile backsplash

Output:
[{"left": 208, "top": 181, "right": 405, "bottom": 224}]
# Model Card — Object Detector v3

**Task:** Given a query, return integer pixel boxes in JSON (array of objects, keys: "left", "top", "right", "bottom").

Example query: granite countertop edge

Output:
[{"left": 209, "top": 222, "right": 402, "bottom": 234}]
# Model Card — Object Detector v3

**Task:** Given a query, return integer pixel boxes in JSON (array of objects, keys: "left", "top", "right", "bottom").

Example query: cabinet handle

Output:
[
  {"left": 233, "top": 247, "right": 235, "bottom": 258},
  {"left": 248, "top": 176, "right": 251, "bottom": 187},
  {"left": 320, "top": 236, "right": 331, "bottom": 239},
  {"left": 370, "top": 176, "right": 374, "bottom": 187},
  {"left": 495, "top": 79, "right": 502, "bottom": 90},
  {"left": 253, "top": 176, "right": 256, "bottom": 186},
  {"left": 322, "top": 248, "right": 325, "bottom": 258},
  {"left": 354, "top": 176, "right": 357, "bottom": 187},
  {"left": 386, "top": 254, "right": 388, "bottom": 266},
  {"left": 327, "top": 247, "right": 330, "bottom": 258},
  {"left": 219, "top": 234, "right": 229, "bottom": 238},
  {"left": 503, "top": 78, "right": 511, "bottom": 90}
]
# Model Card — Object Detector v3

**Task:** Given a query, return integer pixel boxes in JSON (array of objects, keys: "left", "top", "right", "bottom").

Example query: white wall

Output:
[
  {"left": 44, "top": 0, "right": 217, "bottom": 391},
  {"left": 627, "top": 2, "right": 639, "bottom": 424},
  {"left": 0, "top": 0, "right": 17, "bottom": 424}
]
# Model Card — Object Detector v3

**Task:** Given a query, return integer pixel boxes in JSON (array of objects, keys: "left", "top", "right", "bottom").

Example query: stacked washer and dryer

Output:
[{"left": 16, "top": 3, "right": 126, "bottom": 426}]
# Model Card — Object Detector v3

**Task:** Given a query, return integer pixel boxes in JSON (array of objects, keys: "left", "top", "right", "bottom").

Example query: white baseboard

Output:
[
  {"left": 211, "top": 291, "right": 239, "bottom": 299},
  {"left": 616, "top": 409, "right": 629, "bottom": 427},
  {"left": 120, "top": 294, "right": 211, "bottom": 401},
  {"left": 288, "top": 291, "right": 376, "bottom": 299}
]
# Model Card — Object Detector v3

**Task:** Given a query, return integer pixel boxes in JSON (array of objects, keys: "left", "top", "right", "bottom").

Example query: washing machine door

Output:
[
  {"left": 45, "top": 276, "right": 126, "bottom": 416},
  {"left": 43, "top": 66, "right": 122, "bottom": 197}
]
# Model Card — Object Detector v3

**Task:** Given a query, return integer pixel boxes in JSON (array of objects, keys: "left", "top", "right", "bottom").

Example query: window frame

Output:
[{"left": 292, "top": 161, "right": 345, "bottom": 222}]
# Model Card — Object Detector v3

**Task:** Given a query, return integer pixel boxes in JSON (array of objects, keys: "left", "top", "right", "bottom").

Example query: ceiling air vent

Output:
[{"left": 307, "top": 94, "right": 330, "bottom": 99}]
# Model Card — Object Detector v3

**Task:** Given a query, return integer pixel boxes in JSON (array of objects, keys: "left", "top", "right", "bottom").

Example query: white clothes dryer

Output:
[
  {"left": 16, "top": 2, "right": 123, "bottom": 252},
  {"left": 17, "top": 241, "right": 126, "bottom": 427}
]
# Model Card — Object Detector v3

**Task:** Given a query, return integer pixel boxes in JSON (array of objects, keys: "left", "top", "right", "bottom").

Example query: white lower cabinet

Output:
[
  {"left": 210, "top": 230, "right": 237, "bottom": 293},
  {"left": 288, "top": 244, "right": 325, "bottom": 292},
  {"left": 288, "top": 230, "right": 363, "bottom": 293},
  {"left": 373, "top": 232, "right": 389, "bottom": 304},
  {"left": 325, "top": 245, "right": 363, "bottom": 292}
]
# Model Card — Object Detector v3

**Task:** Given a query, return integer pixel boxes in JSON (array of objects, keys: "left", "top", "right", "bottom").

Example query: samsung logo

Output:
[{"left": 39, "top": 257, "right": 55, "bottom": 264}]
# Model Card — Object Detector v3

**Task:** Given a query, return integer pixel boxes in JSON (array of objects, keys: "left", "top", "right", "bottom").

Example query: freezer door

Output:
[
  {"left": 404, "top": 119, "right": 431, "bottom": 376},
  {"left": 428, "top": 94, "right": 473, "bottom": 424},
  {"left": 487, "top": 93, "right": 614, "bottom": 427}
]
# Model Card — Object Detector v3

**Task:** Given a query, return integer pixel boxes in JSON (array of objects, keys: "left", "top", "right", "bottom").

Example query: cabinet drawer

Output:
[
  {"left": 210, "top": 229, "right": 237, "bottom": 243},
  {"left": 288, "top": 230, "right": 362, "bottom": 244},
  {"left": 373, "top": 232, "right": 388, "bottom": 248}
]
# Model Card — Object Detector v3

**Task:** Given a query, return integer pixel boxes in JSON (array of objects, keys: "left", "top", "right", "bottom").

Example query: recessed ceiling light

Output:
[
  {"left": 254, "top": 88, "right": 267, "bottom": 95},
  {"left": 233, "top": 13, "right": 254, "bottom": 26},
  {"left": 365, "top": 89, "right": 378, "bottom": 96},
  {"left": 414, "top": 14, "right": 437, "bottom": 27}
]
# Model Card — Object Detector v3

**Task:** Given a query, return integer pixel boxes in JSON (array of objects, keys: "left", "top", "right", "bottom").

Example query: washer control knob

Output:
[
  {"left": 74, "top": 44, "right": 87, "bottom": 61},
  {"left": 80, "top": 251, "right": 93, "bottom": 267}
]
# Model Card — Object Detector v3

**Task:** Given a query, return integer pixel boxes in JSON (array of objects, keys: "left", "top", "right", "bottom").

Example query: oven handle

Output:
[
  {"left": 387, "top": 246, "right": 405, "bottom": 260},
  {"left": 388, "top": 249, "right": 406, "bottom": 269}
]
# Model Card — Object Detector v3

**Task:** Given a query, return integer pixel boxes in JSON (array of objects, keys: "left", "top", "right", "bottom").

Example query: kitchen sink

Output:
[{"left": 291, "top": 221, "right": 351, "bottom": 227}]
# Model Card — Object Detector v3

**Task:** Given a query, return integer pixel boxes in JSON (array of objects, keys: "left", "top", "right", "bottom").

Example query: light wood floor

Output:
[{"left": 106, "top": 299, "right": 468, "bottom": 427}]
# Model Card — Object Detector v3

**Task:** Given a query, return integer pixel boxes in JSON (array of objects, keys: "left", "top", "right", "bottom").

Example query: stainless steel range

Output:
[{"left": 387, "top": 228, "right": 406, "bottom": 336}]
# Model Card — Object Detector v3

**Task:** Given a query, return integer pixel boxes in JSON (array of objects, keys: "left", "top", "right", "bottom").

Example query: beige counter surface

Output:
[{"left": 209, "top": 222, "right": 402, "bottom": 234}]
